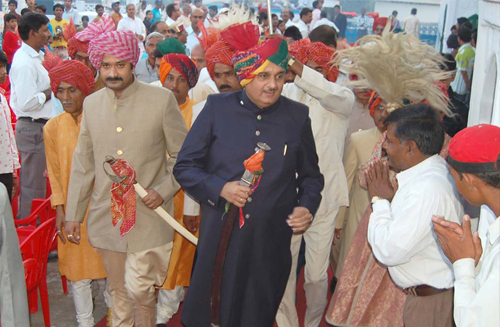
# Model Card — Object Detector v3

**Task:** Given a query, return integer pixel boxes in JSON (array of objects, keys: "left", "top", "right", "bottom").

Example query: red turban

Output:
[
  {"left": 296, "top": 42, "right": 339, "bottom": 82},
  {"left": 373, "top": 17, "right": 388, "bottom": 32},
  {"left": 205, "top": 40, "right": 235, "bottom": 80},
  {"left": 88, "top": 30, "right": 140, "bottom": 70},
  {"left": 159, "top": 54, "right": 199, "bottom": 89},
  {"left": 448, "top": 124, "right": 500, "bottom": 174},
  {"left": 289, "top": 38, "right": 311, "bottom": 57},
  {"left": 49, "top": 60, "right": 95, "bottom": 96},
  {"left": 67, "top": 37, "right": 89, "bottom": 59}
]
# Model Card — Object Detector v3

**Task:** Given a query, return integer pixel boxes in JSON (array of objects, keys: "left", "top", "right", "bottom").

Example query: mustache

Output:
[
  {"left": 219, "top": 85, "right": 231, "bottom": 90},
  {"left": 61, "top": 101, "right": 75, "bottom": 105},
  {"left": 106, "top": 77, "right": 123, "bottom": 81},
  {"left": 263, "top": 87, "right": 278, "bottom": 93}
]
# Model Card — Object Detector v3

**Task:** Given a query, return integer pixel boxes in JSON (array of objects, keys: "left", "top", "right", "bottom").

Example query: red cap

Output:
[{"left": 448, "top": 124, "right": 500, "bottom": 173}]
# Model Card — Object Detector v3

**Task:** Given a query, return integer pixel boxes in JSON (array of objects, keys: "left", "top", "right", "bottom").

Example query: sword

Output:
[
  {"left": 210, "top": 142, "right": 271, "bottom": 327},
  {"left": 103, "top": 156, "right": 198, "bottom": 245}
]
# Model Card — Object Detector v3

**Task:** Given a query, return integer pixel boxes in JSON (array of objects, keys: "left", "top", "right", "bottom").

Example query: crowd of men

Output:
[{"left": 0, "top": 2, "right": 497, "bottom": 327}]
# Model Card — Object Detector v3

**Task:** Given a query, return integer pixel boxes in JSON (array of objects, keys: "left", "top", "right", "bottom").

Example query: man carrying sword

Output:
[
  {"left": 174, "top": 36, "right": 324, "bottom": 327},
  {"left": 63, "top": 29, "right": 188, "bottom": 327}
]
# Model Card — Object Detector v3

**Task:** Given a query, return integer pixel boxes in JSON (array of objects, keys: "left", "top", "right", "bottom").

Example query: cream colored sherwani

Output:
[
  {"left": 65, "top": 79, "right": 188, "bottom": 327},
  {"left": 334, "top": 127, "right": 381, "bottom": 277},
  {"left": 277, "top": 66, "right": 355, "bottom": 327}
]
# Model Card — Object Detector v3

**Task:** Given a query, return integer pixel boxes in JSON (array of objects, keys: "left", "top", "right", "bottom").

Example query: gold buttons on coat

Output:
[
  {"left": 116, "top": 127, "right": 123, "bottom": 133},
  {"left": 117, "top": 150, "right": 123, "bottom": 156},
  {"left": 114, "top": 104, "right": 118, "bottom": 110}
]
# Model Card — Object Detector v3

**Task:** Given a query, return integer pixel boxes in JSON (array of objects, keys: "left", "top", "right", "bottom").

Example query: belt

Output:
[
  {"left": 404, "top": 284, "right": 453, "bottom": 297},
  {"left": 18, "top": 117, "right": 49, "bottom": 124}
]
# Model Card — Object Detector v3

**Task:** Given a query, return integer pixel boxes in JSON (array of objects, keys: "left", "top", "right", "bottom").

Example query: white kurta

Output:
[
  {"left": 453, "top": 216, "right": 499, "bottom": 327},
  {"left": 282, "top": 65, "right": 354, "bottom": 218},
  {"left": 117, "top": 16, "right": 146, "bottom": 56}
]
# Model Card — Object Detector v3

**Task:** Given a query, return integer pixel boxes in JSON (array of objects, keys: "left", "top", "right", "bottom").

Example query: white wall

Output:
[
  {"left": 467, "top": 0, "right": 500, "bottom": 239},
  {"left": 374, "top": 1, "right": 440, "bottom": 23}
]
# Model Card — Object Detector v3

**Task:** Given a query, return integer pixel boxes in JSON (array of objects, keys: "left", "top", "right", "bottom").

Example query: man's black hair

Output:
[
  {"left": 82, "top": 15, "right": 89, "bottom": 22},
  {"left": 470, "top": 172, "right": 500, "bottom": 188},
  {"left": 209, "top": 5, "right": 217, "bottom": 12},
  {"left": 194, "top": 0, "right": 202, "bottom": 4},
  {"left": 284, "top": 26, "right": 302, "bottom": 41},
  {"left": 95, "top": 4, "right": 104, "bottom": 10},
  {"left": 457, "top": 17, "right": 468, "bottom": 26},
  {"left": 166, "top": 3, "right": 177, "bottom": 17},
  {"left": 320, "top": 10, "right": 327, "bottom": 19},
  {"left": 19, "top": 13, "right": 49, "bottom": 41},
  {"left": 20, "top": 8, "right": 30, "bottom": 15},
  {"left": 5, "top": 13, "right": 18, "bottom": 22},
  {"left": 392, "top": 10, "right": 398, "bottom": 16},
  {"left": 53, "top": 3, "right": 64, "bottom": 12},
  {"left": 8, "top": 0, "right": 18, "bottom": 7},
  {"left": 440, "top": 53, "right": 457, "bottom": 72},
  {"left": 300, "top": 8, "right": 312, "bottom": 18},
  {"left": 333, "top": 4, "right": 340, "bottom": 9},
  {"left": 446, "top": 34, "right": 459, "bottom": 49},
  {"left": 0, "top": 50, "right": 8, "bottom": 65},
  {"left": 258, "top": 11, "right": 268, "bottom": 25},
  {"left": 450, "top": 25, "right": 457, "bottom": 31},
  {"left": 146, "top": 10, "right": 152, "bottom": 15},
  {"left": 309, "top": 25, "right": 337, "bottom": 48},
  {"left": 150, "top": 21, "right": 165, "bottom": 33},
  {"left": 272, "top": 13, "right": 277, "bottom": 19},
  {"left": 411, "top": 8, "right": 417, "bottom": 15},
  {"left": 312, "top": 1, "right": 319, "bottom": 9},
  {"left": 384, "top": 103, "right": 445, "bottom": 155},
  {"left": 458, "top": 26, "right": 472, "bottom": 43}
]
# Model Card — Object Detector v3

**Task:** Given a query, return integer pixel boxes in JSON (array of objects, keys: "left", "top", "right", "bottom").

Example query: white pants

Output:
[
  {"left": 156, "top": 286, "right": 185, "bottom": 324},
  {"left": 276, "top": 207, "right": 340, "bottom": 327},
  {"left": 71, "top": 279, "right": 112, "bottom": 327}
]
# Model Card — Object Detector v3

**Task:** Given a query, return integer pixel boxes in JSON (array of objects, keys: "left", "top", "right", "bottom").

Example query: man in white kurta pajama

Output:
[{"left": 277, "top": 42, "right": 355, "bottom": 327}]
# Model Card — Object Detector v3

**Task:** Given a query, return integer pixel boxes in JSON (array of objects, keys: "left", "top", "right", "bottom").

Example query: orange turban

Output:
[
  {"left": 373, "top": 17, "right": 388, "bottom": 32},
  {"left": 159, "top": 54, "right": 199, "bottom": 89},
  {"left": 296, "top": 42, "right": 339, "bottom": 82}
]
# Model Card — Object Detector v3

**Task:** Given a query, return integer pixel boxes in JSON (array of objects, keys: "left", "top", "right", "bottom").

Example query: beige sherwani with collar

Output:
[{"left": 64, "top": 78, "right": 188, "bottom": 327}]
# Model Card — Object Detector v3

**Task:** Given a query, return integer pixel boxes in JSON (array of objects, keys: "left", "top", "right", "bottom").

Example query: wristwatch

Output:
[
  {"left": 371, "top": 196, "right": 385, "bottom": 204},
  {"left": 288, "top": 56, "right": 296, "bottom": 67}
]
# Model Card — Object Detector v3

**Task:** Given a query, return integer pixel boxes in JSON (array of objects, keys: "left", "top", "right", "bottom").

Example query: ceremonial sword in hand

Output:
[{"left": 103, "top": 155, "right": 198, "bottom": 245}]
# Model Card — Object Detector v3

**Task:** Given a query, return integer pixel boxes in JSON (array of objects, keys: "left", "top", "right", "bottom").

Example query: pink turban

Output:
[
  {"left": 88, "top": 30, "right": 140, "bottom": 70},
  {"left": 69, "top": 13, "right": 116, "bottom": 59},
  {"left": 49, "top": 60, "right": 95, "bottom": 96}
]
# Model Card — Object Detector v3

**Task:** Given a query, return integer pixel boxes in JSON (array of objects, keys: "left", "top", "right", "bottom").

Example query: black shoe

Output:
[{"left": 156, "top": 324, "right": 167, "bottom": 327}]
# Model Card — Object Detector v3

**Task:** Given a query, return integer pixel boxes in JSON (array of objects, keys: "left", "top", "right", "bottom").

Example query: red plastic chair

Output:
[
  {"left": 19, "top": 217, "right": 57, "bottom": 327},
  {"left": 15, "top": 198, "right": 68, "bottom": 294}
]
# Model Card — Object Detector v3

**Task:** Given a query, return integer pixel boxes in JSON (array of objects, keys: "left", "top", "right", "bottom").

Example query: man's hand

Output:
[
  {"left": 287, "top": 206, "right": 312, "bottom": 233},
  {"left": 11, "top": 175, "right": 18, "bottom": 199},
  {"left": 43, "top": 88, "right": 52, "bottom": 101},
  {"left": 220, "top": 181, "right": 252, "bottom": 208},
  {"left": 365, "top": 158, "right": 396, "bottom": 201},
  {"left": 55, "top": 205, "right": 66, "bottom": 244},
  {"left": 65, "top": 221, "right": 81, "bottom": 245},
  {"left": 333, "top": 228, "right": 341, "bottom": 245},
  {"left": 183, "top": 215, "right": 198, "bottom": 233},
  {"left": 142, "top": 189, "right": 164, "bottom": 209},
  {"left": 432, "top": 214, "right": 483, "bottom": 265}
]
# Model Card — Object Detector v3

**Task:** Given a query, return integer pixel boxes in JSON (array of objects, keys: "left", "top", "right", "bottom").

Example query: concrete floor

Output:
[{"left": 30, "top": 255, "right": 108, "bottom": 327}]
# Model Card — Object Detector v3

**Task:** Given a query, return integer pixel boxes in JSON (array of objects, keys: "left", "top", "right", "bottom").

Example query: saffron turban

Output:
[
  {"left": 159, "top": 54, "right": 199, "bottom": 89},
  {"left": 49, "top": 60, "right": 95, "bottom": 96},
  {"left": 372, "top": 17, "right": 388, "bottom": 32},
  {"left": 205, "top": 40, "right": 235, "bottom": 80},
  {"left": 448, "top": 124, "right": 500, "bottom": 174},
  {"left": 232, "top": 37, "right": 289, "bottom": 87},
  {"left": 88, "top": 30, "right": 140, "bottom": 70},
  {"left": 295, "top": 42, "right": 339, "bottom": 82}
]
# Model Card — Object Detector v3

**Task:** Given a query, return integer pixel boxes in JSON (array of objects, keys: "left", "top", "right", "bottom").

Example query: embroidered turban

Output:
[
  {"left": 295, "top": 42, "right": 339, "bottom": 82},
  {"left": 448, "top": 124, "right": 500, "bottom": 173},
  {"left": 68, "top": 14, "right": 116, "bottom": 59},
  {"left": 205, "top": 40, "right": 235, "bottom": 80},
  {"left": 49, "top": 60, "right": 95, "bottom": 96},
  {"left": 232, "top": 37, "right": 289, "bottom": 87},
  {"left": 372, "top": 17, "right": 388, "bottom": 32},
  {"left": 88, "top": 30, "right": 140, "bottom": 70},
  {"left": 160, "top": 54, "right": 199, "bottom": 89}
]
